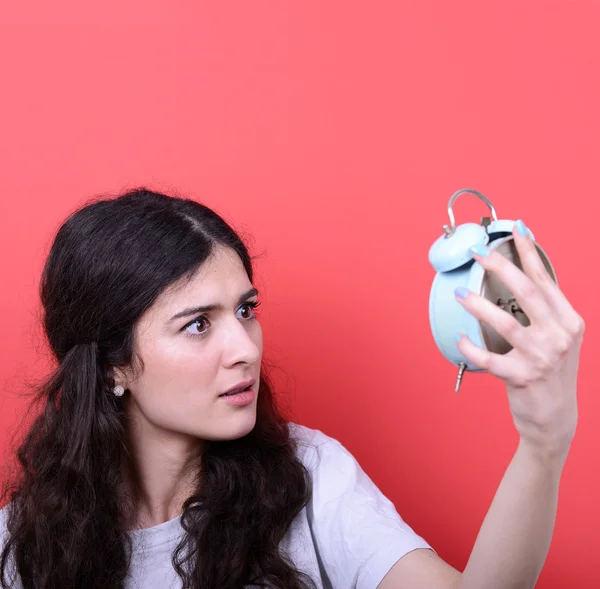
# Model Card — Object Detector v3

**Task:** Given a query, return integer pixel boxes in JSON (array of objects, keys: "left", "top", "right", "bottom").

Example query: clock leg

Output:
[{"left": 455, "top": 362, "right": 467, "bottom": 393}]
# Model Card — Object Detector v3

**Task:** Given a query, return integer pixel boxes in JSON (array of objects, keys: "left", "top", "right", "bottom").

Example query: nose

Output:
[{"left": 221, "top": 317, "right": 262, "bottom": 368}]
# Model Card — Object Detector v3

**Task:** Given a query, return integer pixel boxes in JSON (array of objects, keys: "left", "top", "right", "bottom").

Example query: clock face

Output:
[{"left": 479, "top": 238, "right": 557, "bottom": 355}]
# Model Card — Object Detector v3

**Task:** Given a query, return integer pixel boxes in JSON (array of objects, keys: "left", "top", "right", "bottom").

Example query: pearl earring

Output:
[{"left": 113, "top": 385, "right": 125, "bottom": 397}]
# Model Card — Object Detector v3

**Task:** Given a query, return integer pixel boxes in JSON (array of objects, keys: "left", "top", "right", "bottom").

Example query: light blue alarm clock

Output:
[{"left": 428, "top": 188, "right": 557, "bottom": 392}]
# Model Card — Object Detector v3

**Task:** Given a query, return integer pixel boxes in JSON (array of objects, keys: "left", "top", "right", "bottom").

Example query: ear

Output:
[{"left": 110, "top": 365, "right": 133, "bottom": 390}]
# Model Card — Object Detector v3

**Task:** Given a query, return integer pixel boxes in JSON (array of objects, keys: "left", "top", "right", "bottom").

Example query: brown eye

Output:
[
  {"left": 237, "top": 301, "right": 260, "bottom": 321},
  {"left": 184, "top": 316, "right": 210, "bottom": 337}
]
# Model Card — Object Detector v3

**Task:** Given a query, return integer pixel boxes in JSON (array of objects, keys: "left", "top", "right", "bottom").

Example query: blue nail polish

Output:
[
  {"left": 454, "top": 286, "right": 470, "bottom": 299},
  {"left": 455, "top": 333, "right": 462, "bottom": 342},
  {"left": 470, "top": 244, "right": 490, "bottom": 257},
  {"left": 515, "top": 219, "right": 528, "bottom": 237}
]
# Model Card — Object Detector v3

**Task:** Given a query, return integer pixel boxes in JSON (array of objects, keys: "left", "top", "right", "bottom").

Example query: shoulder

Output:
[
  {"left": 0, "top": 503, "right": 9, "bottom": 535},
  {"left": 0, "top": 503, "right": 12, "bottom": 550},
  {"left": 288, "top": 422, "right": 377, "bottom": 496},
  {"left": 288, "top": 421, "right": 332, "bottom": 449},
  {"left": 286, "top": 423, "right": 434, "bottom": 588},
  {"left": 288, "top": 422, "right": 349, "bottom": 467}
]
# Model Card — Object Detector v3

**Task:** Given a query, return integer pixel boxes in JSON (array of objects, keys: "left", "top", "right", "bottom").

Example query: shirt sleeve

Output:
[
  {"left": 0, "top": 505, "right": 23, "bottom": 589},
  {"left": 304, "top": 430, "right": 433, "bottom": 589}
]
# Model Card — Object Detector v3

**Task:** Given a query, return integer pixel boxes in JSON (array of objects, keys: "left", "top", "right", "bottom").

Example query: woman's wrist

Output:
[{"left": 516, "top": 435, "right": 571, "bottom": 474}]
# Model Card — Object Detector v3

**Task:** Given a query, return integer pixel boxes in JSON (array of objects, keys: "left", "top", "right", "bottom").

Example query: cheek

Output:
[
  {"left": 253, "top": 322, "right": 264, "bottom": 354},
  {"left": 132, "top": 338, "right": 221, "bottom": 410}
]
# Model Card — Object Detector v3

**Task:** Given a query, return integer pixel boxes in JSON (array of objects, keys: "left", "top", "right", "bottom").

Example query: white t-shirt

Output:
[{"left": 0, "top": 423, "right": 432, "bottom": 588}]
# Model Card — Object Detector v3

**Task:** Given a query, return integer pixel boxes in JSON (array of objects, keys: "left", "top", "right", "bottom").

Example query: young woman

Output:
[{"left": 0, "top": 188, "right": 584, "bottom": 589}]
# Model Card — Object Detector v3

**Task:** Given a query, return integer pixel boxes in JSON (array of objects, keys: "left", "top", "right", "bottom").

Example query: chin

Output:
[{"left": 206, "top": 412, "right": 258, "bottom": 442}]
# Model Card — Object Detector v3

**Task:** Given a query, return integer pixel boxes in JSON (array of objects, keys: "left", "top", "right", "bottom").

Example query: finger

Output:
[
  {"left": 512, "top": 221, "right": 586, "bottom": 337},
  {"left": 470, "top": 243, "right": 550, "bottom": 325},
  {"left": 454, "top": 287, "right": 527, "bottom": 351},
  {"left": 455, "top": 333, "right": 538, "bottom": 387},
  {"left": 455, "top": 333, "right": 518, "bottom": 381}
]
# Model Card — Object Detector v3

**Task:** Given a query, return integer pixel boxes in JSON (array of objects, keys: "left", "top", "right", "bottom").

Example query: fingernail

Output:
[
  {"left": 470, "top": 244, "right": 490, "bottom": 257},
  {"left": 515, "top": 219, "right": 528, "bottom": 237},
  {"left": 454, "top": 287, "right": 470, "bottom": 299},
  {"left": 455, "top": 333, "right": 463, "bottom": 342}
]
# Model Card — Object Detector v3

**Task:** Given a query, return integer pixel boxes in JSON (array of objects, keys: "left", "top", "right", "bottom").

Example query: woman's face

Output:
[{"left": 119, "top": 245, "right": 263, "bottom": 442}]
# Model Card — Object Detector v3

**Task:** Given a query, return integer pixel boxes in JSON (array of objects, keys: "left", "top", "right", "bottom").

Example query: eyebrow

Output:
[{"left": 168, "top": 287, "right": 260, "bottom": 323}]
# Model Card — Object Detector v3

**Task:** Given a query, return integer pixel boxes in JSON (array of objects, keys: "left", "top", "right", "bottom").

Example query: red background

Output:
[{"left": 1, "top": 2, "right": 598, "bottom": 587}]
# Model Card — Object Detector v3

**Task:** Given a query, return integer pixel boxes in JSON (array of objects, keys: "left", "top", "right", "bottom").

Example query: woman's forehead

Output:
[{"left": 143, "top": 248, "right": 253, "bottom": 324}]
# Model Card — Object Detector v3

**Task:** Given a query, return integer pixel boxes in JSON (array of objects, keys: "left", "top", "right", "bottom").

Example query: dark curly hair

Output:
[{"left": 1, "top": 188, "right": 316, "bottom": 589}]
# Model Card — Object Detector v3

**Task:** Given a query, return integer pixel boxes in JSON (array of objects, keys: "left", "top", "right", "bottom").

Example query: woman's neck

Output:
[{"left": 122, "top": 403, "right": 203, "bottom": 530}]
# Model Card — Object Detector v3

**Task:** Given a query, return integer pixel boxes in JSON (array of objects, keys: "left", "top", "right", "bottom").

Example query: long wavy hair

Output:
[{"left": 1, "top": 188, "right": 315, "bottom": 589}]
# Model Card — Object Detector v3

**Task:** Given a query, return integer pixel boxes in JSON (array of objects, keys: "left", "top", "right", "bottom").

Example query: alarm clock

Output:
[{"left": 428, "top": 188, "right": 557, "bottom": 392}]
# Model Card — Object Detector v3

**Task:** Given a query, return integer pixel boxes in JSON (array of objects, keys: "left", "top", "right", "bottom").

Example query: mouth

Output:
[{"left": 219, "top": 379, "right": 256, "bottom": 398}]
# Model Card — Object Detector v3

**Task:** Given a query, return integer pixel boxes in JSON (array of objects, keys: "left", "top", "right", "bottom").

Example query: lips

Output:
[{"left": 219, "top": 379, "right": 256, "bottom": 397}]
